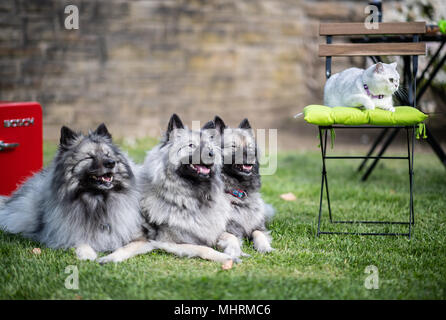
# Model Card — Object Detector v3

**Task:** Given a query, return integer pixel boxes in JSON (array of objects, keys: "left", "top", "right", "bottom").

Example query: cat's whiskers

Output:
[{"left": 395, "top": 86, "right": 410, "bottom": 105}]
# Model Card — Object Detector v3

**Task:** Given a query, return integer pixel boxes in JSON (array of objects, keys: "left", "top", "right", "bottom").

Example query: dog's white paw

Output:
[
  {"left": 224, "top": 246, "right": 245, "bottom": 260},
  {"left": 75, "top": 245, "right": 97, "bottom": 261},
  {"left": 254, "top": 243, "right": 275, "bottom": 253},
  {"left": 232, "top": 257, "right": 242, "bottom": 264},
  {"left": 97, "top": 251, "right": 127, "bottom": 264},
  {"left": 240, "top": 251, "right": 251, "bottom": 258},
  {"left": 252, "top": 230, "right": 274, "bottom": 254},
  {"left": 97, "top": 255, "right": 119, "bottom": 264}
]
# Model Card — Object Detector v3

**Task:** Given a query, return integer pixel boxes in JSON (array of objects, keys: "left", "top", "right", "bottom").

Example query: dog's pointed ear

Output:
[
  {"left": 60, "top": 126, "right": 78, "bottom": 147},
  {"left": 166, "top": 114, "right": 184, "bottom": 141},
  {"left": 238, "top": 118, "right": 251, "bottom": 130},
  {"left": 167, "top": 114, "right": 184, "bottom": 133},
  {"left": 94, "top": 123, "right": 112, "bottom": 139},
  {"left": 214, "top": 116, "right": 226, "bottom": 135},
  {"left": 202, "top": 120, "right": 215, "bottom": 130}
]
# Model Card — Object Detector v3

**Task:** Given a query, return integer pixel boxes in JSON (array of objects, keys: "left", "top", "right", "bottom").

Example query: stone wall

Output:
[{"left": 0, "top": 0, "right": 444, "bottom": 148}]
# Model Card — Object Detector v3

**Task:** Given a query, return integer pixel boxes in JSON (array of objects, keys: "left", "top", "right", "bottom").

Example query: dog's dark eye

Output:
[
  {"left": 189, "top": 143, "right": 195, "bottom": 148},
  {"left": 389, "top": 78, "right": 394, "bottom": 83}
]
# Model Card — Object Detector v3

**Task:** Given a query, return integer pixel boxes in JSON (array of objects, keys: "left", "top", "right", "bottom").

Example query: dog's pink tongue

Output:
[
  {"left": 242, "top": 165, "right": 253, "bottom": 171},
  {"left": 196, "top": 165, "right": 210, "bottom": 175}
]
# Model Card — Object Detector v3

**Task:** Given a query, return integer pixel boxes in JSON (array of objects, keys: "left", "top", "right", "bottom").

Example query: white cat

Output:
[{"left": 324, "top": 62, "right": 400, "bottom": 112}]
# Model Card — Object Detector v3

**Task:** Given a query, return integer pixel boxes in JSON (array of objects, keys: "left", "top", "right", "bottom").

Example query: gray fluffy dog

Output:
[
  {"left": 99, "top": 114, "right": 244, "bottom": 265},
  {"left": 0, "top": 124, "right": 143, "bottom": 260},
  {"left": 214, "top": 116, "right": 275, "bottom": 253}
]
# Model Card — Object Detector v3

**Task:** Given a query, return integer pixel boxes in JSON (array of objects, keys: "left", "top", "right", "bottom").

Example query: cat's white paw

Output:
[
  {"left": 75, "top": 245, "right": 97, "bottom": 261},
  {"left": 380, "top": 106, "right": 395, "bottom": 112}
]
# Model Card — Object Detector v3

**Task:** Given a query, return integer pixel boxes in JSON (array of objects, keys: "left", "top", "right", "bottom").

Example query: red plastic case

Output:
[{"left": 0, "top": 102, "right": 43, "bottom": 196}]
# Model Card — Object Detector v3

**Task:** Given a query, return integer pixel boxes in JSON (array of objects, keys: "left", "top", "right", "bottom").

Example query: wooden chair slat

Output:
[
  {"left": 319, "top": 22, "right": 426, "bottom": 36},
  {"left": 319, "top": 42, "right": 426, "bottom": 57}
]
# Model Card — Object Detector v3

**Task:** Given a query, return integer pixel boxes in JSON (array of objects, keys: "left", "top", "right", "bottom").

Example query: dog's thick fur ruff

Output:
[
  {"left": 0, "top": 124, "right": 143, "bottom": 260},
  {"left": 99, "top": 114, "right": 240, "bottom": 265},
  {"left": 215, "top": 116, "right": 275, "bottom": 253}
]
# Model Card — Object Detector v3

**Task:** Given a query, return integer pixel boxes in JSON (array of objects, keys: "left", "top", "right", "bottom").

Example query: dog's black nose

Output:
[
  {"left": 208, "top": 150, "right": 214, "bottom": 158},
  {"left": 103, "top": 159, "right": 116, "bottom": 169}
]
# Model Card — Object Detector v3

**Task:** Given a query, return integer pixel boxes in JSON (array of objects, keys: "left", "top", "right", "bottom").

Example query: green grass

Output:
[{"left": 1, "top": 139, "right": 445, "bottom": 299}]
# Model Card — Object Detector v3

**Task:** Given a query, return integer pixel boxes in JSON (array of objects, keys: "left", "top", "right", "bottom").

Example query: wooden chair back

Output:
[
  {"left": 319, "top": 22, "right": 426, "bottom": 57},
  {"left": 319, "top": 22, "right": 427, "bottom": 107}
]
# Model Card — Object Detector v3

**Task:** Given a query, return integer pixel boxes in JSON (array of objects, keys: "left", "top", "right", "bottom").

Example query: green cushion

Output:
[
  {"left": 332, "top": 107, "right": 369, "bottom": 125},
  {"left": 303, "top": 105, "right": 334, "bottom": 125},
  {"left": 304, "top": 105, "right": 427, "bottom": 126}
]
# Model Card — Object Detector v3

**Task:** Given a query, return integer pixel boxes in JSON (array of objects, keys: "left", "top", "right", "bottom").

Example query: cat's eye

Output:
[{"left": 389, "top": 78, "right": 394, "bottom": 83}]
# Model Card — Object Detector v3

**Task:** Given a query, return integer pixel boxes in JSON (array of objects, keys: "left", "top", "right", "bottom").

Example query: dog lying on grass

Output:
[
  {"left": 0, "top": 124, "right": 144, "bottom": 260},
  {"left": 215, "top": 116, "right": 275, "bottom": 253},
  {"left": 99, "top": 114, "right": 245, "bottom": 266}
]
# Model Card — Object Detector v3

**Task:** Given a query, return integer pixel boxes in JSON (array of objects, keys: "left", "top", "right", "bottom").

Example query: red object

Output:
[{"left": 0, "top": 102, "right": 43, "bottom": 196}]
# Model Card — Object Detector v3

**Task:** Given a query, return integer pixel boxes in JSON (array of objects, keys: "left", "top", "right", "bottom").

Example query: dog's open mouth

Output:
[
  {"left": 189, "top": 164, "right": 211, "bottom": 176},
  {"left": 234, "top": 164, "right": 253, "bottom": 174},
  {"left": 90, "top": 173, "right": 114, "bottom": 188}
]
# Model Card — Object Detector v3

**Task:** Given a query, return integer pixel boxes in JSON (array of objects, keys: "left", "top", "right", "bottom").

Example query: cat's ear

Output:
[
  {"left": 374, "top": 62, "right": 384, "bottom": 73},
  {"left": 390, "top": 62, "right": 397, "bottom": 69}
]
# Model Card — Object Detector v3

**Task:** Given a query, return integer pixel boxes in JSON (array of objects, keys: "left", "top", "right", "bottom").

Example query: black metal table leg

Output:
[
  {"left": 414, "top": 51, "right": 446, "bottom": 169},
  {"left": 357, "top": 128, "right": 389, "bottom": 172},
  {"left": 425, "top": 126, "right": 446, "bottom": 167},
  {"left": 361, "top": 128, "right": 400, "bottom": 181},
  {"left": 416, "top": 49, "right": 446, "bottom": 102}
]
